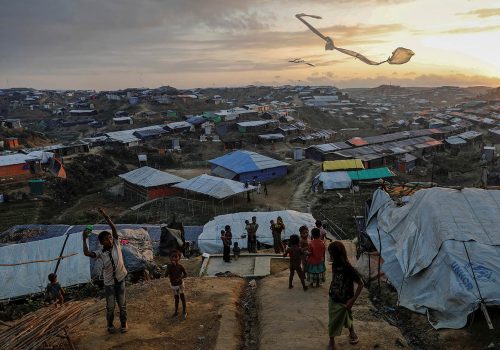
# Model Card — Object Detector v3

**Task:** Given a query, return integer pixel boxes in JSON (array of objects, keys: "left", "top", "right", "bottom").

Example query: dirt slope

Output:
[
  {"left": 258, "top": 242, "right": 407, "bottom": 350},
  {"left": 72, "top": 277, "right": 244, "bottom": 350}
]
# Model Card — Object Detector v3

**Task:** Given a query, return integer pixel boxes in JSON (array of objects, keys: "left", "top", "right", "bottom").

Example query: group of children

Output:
[
  {"left": 284, "top": 221, "right": 364, "bottom": 349},
  {"left": 283, "top": 222, "right": 326, "bottom": 290}
]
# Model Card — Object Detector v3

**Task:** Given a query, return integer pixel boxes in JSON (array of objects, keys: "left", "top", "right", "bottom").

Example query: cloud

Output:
[
  {"left": 440, "top": 24, "right": 500, "bottom": 34},
  {"left": 458, "top": 8, "right": 500, "bottom": 18}
]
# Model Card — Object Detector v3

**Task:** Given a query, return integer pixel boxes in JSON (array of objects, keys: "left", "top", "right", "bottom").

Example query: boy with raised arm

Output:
[{"left": 82, "top": 208, "right": 128, "bottom": 334}]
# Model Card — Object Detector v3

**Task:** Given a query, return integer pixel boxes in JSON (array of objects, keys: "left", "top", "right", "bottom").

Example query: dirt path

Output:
[
  {"left": 258, "top": 241, "right": 407, "bottom": 350},
  {"left": 288, "top": 165, "right": 315, "bottom": 212},
  {"left": 72, "top": 277, "right": 244, "bottom": 350}
]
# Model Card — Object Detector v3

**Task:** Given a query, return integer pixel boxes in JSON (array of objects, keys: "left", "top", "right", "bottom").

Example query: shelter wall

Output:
[
  {"left": 238, "top": 166, "right": 288, "bottom": 183},
  {"left": 0, "top": 163, "right": 29, "bottom": 177}
]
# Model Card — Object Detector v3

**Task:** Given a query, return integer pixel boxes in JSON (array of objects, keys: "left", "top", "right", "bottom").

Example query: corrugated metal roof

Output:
[
  {"left": 165, "top": 121, "right": 193, "bottom": 130},
  {"left": 457, "top": 130, "right": 482, "bottom": 140},
  {"left": 347, "top": 167, "right": 395, "bottom": 181},
  {"left": 258, "top": 134, "right": 285, "bottom": 140},
  {"left": 308, "top": 142, "right": 351, "bottom": 153},
  {"left": 173, "top": 174, "right": 255, "bottom": 199},
  {"left": 119, "top": 166, "right": 186, "bottom": 187},
  {"left": 211, "top": 166, "right": 238, "bottom": 179},
  {"left": 236, "top": 120, "right": 272, "bottom": 127},
  {"left": 323, "top": 159, "right": 364, "bottom": 171},
  {"left": 208, "top": 150, "right": 289, "bottom": 174},
  {"left": 445, "top": 136, "right": 467, "bottom": 145},
  {"left": 0, "top": 154, "right": 29, "bottom": 167},
  {"left": 348, "top": 137, "right": 368, "bottom": 146}
]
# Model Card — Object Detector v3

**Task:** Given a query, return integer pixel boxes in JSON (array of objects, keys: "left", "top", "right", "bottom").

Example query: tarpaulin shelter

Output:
[
  {"left": 347, "top": 167, "right": 395, "bottom": 181},
  {"left": 198, "top": 210, "right": 316, "bottom": 253},
  {"left": 312, "top": 171, "right": 352, "bottom": 192},
  {"left": 322, "top": 159, "right": 364, "bottom": 171},
  {"left": 0, "top": 224, "right": 157, "bottom": 300},
  {"left": 366, "top": 188, "right": 500, "bottom": 329}
]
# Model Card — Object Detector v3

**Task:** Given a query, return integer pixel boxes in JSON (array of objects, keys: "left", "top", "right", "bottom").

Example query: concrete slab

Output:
[{"left": 200, "top": 253, "right": 283, "bottom": 278}]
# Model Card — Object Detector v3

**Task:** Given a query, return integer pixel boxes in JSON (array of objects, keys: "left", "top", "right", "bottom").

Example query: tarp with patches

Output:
[{"left": 366, "top": 188, "right": 500, "bottom": 329}]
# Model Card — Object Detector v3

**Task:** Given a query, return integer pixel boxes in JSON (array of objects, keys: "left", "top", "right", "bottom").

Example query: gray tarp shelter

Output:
[{"left": 366, "top": 188, "right": 500, "bottom": 329}]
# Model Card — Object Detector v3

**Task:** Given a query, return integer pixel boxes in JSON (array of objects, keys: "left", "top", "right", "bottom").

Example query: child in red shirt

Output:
[
  {"left": 306, "top": 228, "right": 326, "bottom": 287},
  {"left": 165, "top": 250, "right": 187, "bottom": 320}
]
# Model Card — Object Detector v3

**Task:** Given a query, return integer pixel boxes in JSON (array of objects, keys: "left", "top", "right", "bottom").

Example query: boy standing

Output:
[
  {"left": 46, "top": 273, "right": 65, "bottom": 305},
  {"left": 165, "top": 251, "right": 188, "bottom": 320},
  {"left": 247, "top": 216, "right": 259, "bottom": 253},
  {"left": 233, "top": 242, "right": 241, "bottom": 260},
  {"left": 82, "top": 208, "right": 128, "bottom": 334}
]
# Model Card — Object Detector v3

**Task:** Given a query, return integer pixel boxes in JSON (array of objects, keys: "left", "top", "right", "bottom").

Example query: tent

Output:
[
  {"left": 312, "top": 171, "right": 352, "bottom": 192},
  {"left": 0, "top": 225, "right": 156, "bottom": 300},
  {"left": 366, "top": 188, "right": 500, "bottom": 329},
  {"left": 0, "top": 233, "right": 90, "bottom": 300},
  {"left": 198, "top": 210, "right": 316, "bottom": 253}
]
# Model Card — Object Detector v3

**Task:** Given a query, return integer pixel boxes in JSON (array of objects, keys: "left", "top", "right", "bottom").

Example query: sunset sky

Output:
[{"left": 0, "top": 0, "right": 499, "bottom": 90}]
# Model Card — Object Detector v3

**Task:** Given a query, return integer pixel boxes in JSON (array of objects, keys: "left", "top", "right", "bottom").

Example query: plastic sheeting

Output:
[
  {"left": 174, "top": 174, "right": 255, "bottom": 199},
  {"left": 198, "top": 210, "right": 317, "bottom": 253},
  {"left": 366, "top": 188, "right": 500, "bottom": 329},
  {"left": 312, "top": 171, "right": 352, "bottom": 191},
  {"left": 0, "top": 234, "right": 91, "bottom": 300}
]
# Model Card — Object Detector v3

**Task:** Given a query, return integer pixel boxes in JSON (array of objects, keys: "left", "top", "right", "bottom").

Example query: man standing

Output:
[
  {"left": 247, "top": 216, "right": 259, "bottom": 253},
  {"left": 83, "top": 208, "right": 128, "bottom": 334}
]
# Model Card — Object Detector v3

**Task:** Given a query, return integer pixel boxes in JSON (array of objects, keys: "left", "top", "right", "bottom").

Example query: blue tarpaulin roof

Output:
[{"left": 208, "top": 150, "right": 289, "bottom": 174}]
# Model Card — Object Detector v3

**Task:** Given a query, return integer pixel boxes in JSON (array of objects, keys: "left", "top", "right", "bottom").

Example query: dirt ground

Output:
[
  {"left": 259, "top": 241, "right": 407, "bottom": 350},
  {"left": 72, "top": 277, "right": 245, "bottom": 350}
]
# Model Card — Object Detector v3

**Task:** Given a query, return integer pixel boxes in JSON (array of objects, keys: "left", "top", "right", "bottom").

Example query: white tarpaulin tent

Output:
[
  {"left": 0, "top": 234, "right": 91, "bottom": 300},
  {"left": 312, "top": 171, "right": 352, "bottom": 191},
  {"left": 198, "top": 210, "right": 316, "bottom": 253},
  {"left": 366, "top": 188, "right": 500, "bottom": 329}
]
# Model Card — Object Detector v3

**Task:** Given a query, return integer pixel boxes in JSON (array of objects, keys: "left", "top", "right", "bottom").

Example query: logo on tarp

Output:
[
  {"left": 451, "top": 261, "right": 495, "bottom": 290},
  {"left": 469, "top": 263, "right": 495, "bottom": 283}
]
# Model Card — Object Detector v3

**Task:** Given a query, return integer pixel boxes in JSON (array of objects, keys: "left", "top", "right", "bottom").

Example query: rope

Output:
[
  {"left": 462, "top": 241, "right": 484, "bottom": 302},
  {"left": 0, "top": 253, "right": 78, "bottom": 267}
]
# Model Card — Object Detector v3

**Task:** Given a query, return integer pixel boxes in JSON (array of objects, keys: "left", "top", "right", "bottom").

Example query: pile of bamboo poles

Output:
[{"left": 0, "top": 300, "right": 104, "bottom": 350}]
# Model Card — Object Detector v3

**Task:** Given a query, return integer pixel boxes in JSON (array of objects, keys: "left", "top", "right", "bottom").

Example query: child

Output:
[
  {"left": 165, "top": 250, "right": 188, "bottom": 320},
  {"left": 306, "top": 228, "right": 326, "bottom": 288},
  {"left": 299, "top": 225, "right": 310, "bottom": 270},
  {"left": 233, "top": 242, "right": 241, "bottom": 260},
  {"left": 327, "top": 241, "right": 364, "bottom": 349},
  {"left": 46, "top": 273, "right": 64, "bottom": 305},
  {"left": 83, "top": 208, "right": 128, "bottom": 333},
  {"left": 283, "top": 234, "right": 307, "bottom": 291}
]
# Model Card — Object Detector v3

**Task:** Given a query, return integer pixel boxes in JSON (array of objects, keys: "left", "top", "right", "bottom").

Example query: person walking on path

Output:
[
  {"left": 283, "top": 234, "right": 308, "bottom": 291},
  {"left": 271, "top": 216, "right": 285, "bottom": 253},
  {"left": 327, "top": 241, "right": 364, "bottom": 349},
  {"left": 257, "top": 182, "right": 262, "bottom": 194},
  {"left": 83, "top": 208, "right": 128, "bottom": 334},
  {"left": 247, "top": 216, "right": 259, "bottom": 253},
  {"left": 306, "top": 228, "right": 326, "bottom": 288},
  {"left": 264, "top": 183, "right": 268, "bottom": 197},
  {"left": 165, "top": 250, "right": 188, "bottom": 320}
]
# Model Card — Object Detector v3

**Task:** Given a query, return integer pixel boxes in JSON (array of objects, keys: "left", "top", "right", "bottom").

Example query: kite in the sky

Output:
[
  {"left": 288, "top": 57, "right": 316, "bottom": 67},
  {"left": 296, "top": 13, "right": 414, "bottom": 65}
]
